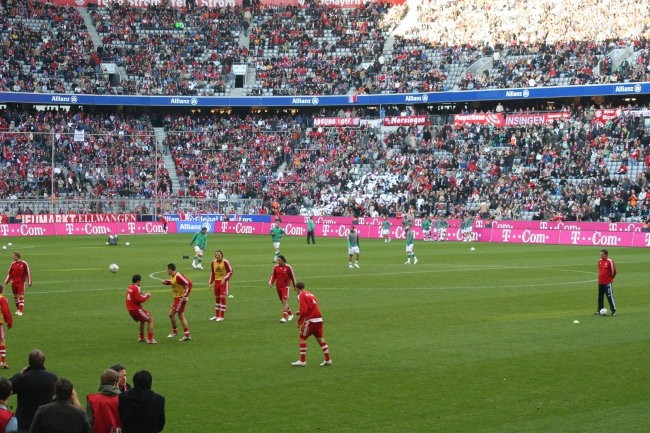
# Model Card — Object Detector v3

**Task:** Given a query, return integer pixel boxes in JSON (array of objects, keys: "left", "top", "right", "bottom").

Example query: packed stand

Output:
[
  {"left": 162, "top": 112, "right": 305, "bottom": 213},
  {"left": 246, "top": 0, "right": 393, "bottom": 96},
  {"left": 0, "top": 108, "right": 172, "bottom": 210},
  {"left": 0, "top": 0, "right": 105, "bottom": 94},
  {"left": 90, "top": 3, "right": 247, "bottom": 95}
]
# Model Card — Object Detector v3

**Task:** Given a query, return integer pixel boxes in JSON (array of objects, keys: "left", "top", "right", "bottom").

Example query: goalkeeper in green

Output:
[{"left": 190, "top": 226, "right": 208, "bottom": 269}]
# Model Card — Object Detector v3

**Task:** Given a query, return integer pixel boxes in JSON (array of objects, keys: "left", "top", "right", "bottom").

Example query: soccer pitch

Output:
[{"left": 2, "top": 234, "right": 650, "bottom": 433}]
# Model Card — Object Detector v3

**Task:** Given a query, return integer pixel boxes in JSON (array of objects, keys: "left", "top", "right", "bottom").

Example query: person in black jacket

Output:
[
  {"left": 118, "top": 370, "right": 165, "bottom": 433},
  {"left": 29, "top": 378, "right": 90, "bottom": 433},
  {"left": 10, "top": 350, "right": 57, "bottom": 433}
]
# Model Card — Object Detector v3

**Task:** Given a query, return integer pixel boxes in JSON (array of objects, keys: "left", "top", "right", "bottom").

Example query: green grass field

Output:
[{"left": 1, "top": 233, "right": 649, "bottom": 433}]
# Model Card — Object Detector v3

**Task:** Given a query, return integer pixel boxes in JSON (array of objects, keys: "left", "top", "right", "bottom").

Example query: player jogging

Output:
[
  {"left": 208, "top": 250, "right": 233, "bottom": 322},
  {"left": 270, "top": 221, "right": 285, "bottom": 263},
  {"left": 189, "top": 226, "right": 208, "bottom": 269},
  {"left": 269, "top": 255, "right": 296, "bottom": 323},
  {"left": 596, "top": 249, "right": 617, "bottom": 316},
  {"left": 404, "top": 225, "right": 418, "bottom": 264},
  {"left": 0, "top": 285, "right": 13, "bottom": 368},
  {"left": 126, "top": 274, "right": 156, "bottom": 344},
  {"left": 162, "top": 263, "right": 192, "bottom": 341},
  {"left": 4, "top": 251, "right": 31, "bottom": 316},
  {"left": 291, "top": 281, "right": 332, "bottom": 367},
  {"left": 421, "top": 215, "right": 432, "bottom": 242},
  {"left": 347, "top": 226, "right": 360, "bottom": 268}
]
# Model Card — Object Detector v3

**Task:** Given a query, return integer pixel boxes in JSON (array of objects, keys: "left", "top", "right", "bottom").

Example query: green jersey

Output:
[
  {"left": 422, "top": 219, "right": 432, "bottom": 231},
  {"left": 270, "top": 226, "right": 285, "bottom": 242},
  {"left": 190, "top": 230, "right": 208, "bottom": 249},
  {"left": 347, "top": 231, "right": 359, "bottom": 247},
  {"left": 461, "top": 218, "right": 474, "bottom": 231},
  {"left": 381, "top": 220, "right": 391, "bottom": 230},
  {"left": 307, "top": 219, "right": 315, "bottom": 231},
  {"left": 405, "top": 230, "right": 415, "bottom": 246},
  {"left": 435, "top": 219, "right": 449, "bottom": 229}
]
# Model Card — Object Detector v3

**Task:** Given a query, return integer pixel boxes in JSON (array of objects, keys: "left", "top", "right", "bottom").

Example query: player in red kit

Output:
[
  {"left": 596, "top": 249, "right": 617, "bottom": 316},
  {"left": 0, "top": 285, "right": 13, "bottom": 368},
  {"left": 291, "top": 281, "right": 332, "bottom": 367},
  {"left": 4, "top": 251, "right": 31, "bottom": 316},
  {"left": 208, "top": 250, "right": 233, "bottom": 322},
  {"left": 268, "top": 255, "right": 296, "bottom": 323},
  {"left": 126, "top": 274, "right": 156, "bottom": 344},
  {"left": 162, "top": 263, "right": 192, "bottom": 341}
]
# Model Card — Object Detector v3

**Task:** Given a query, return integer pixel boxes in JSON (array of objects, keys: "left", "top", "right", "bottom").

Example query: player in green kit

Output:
[
  {"left": 380, "top": 216, "right": 391, "bottom": 243},
  {"left": 435, "top": 215, "right": 449, "bottom": 241},
  {"left": 347, "top": 226, "right": 360, "bottom": 268},
  {"left": 421, "top": 215, "right": 432, "bottom": 241},
  {"left": 189, "top": 226, "right": 208, "bottom": 269},
  {"left": 270, "top": 221, "right": 286, "bottom": 263},
  {"left": 404, "top": 224, "right": 418, "bottom": 264}
]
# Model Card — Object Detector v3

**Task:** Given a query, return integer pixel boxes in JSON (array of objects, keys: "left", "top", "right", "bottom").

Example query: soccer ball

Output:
[
  {"left": 109, "top": 263, "right": 119, "bottom": 273},
  {"left": 599, "top": 308, "right": 608, "bottom": 316}
]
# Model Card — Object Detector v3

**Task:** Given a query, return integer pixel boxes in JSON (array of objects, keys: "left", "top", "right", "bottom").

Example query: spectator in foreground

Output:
[
  {"left": 29, "top": 378, "right": 90, "bottom": 433},
  {"left": 10, "top": 350, "right": 57, "bottom": 433},
  {"left": 0, "top": 377, "right": 18, "bottom": 433},
  {"left": 118, "top": 370, "right": 165, "bottom": 433},
  {"left": 85, "top": 369, "right": 121, "bottom": 433}
]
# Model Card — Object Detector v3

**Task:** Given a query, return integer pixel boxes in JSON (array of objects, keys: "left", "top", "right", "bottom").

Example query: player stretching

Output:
[
  {"left": 4, "top": 251, "right": 31, "bottom": 316},
  {"left": 269, "top": 255, "right": 296, "bottom": 323},
  {"left": 209, "top": 250, "right": 233, "bottom": 322},
  {"left": 125, "top": 274, "right": 156, "bottom": 344},
  {"left": 270, "top": 221, "right": 285, "bottom": 263},
  {"left": 404, "top": 225, "right": 418, "bottom": 264},
  {"left": 189, "top": 226, "right": 208, "bottom": 269},
  {"left": 291, "top": 282, "right": 332, "bottom": 367},
  {"left": 162, "top": 263, "right": 192, "bottom": 341}
]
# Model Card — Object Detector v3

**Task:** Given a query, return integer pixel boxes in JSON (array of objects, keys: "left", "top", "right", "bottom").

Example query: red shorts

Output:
[
  {"left": 299, "top": 321, "right": 323, "bottom": 339},
  {"left": 10, "top": 282, "right": 25, "bottom": 296},
  {"left": 171, "top": 297, "right": 187, "bottom": 313},
  {"left": 128, "top": 308, "right": 151, "bottom": 323},
  {"left": 213, "top": 280, "right": 229, "bottom": 297},
  {"left": 276, "top": 286, "right": 290, "bottom": 301}
]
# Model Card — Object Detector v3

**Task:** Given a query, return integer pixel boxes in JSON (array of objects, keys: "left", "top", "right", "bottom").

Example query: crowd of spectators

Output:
[
  {"left": 1, "top": 0, "right": 649, "bottom": 96},
  {"left": 0, "top": 107, "right": 171, "bottom": 213}
]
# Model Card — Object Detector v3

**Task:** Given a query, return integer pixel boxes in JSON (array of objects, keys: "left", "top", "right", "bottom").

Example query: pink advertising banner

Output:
[{"left": 0, "top": 221, "right": 170, "bottom": 237}]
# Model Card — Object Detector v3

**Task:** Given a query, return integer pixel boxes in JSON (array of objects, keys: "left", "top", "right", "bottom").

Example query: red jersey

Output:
[
  {"left": 598, "top": 257, "right": 617, "bottom": 284},
  {"left": 125, "top": 283, "right": 150, "bottom": 311},
  {"left": 0, "top": 296, "right": 12, "bottom": 328},
  {"left": 5, "top": 260, "right": 31, "bottom": 285},
  {"left": 297, "top": 290, "right": 323, "bottom": 325},
  {"left": 86, "top": 393, "right": 120, "bottom": 433},
  {"left": 269, "top": 263, "right": 296, "bottom": 289}
]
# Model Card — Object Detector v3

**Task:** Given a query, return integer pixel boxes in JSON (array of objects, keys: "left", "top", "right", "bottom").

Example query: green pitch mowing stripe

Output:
[{"left": 2, "top": 235, "right": 649, "bottom": 433}]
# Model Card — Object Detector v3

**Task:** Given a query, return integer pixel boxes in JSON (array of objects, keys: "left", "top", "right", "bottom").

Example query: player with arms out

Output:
[
  {"left": 404, "top": 225, "right": 418, "bottom": 264},
  {"left": 208, "top": 250, "right": 233, "bottom": 322},
  {"left": 125, "top": 274, "right": 156, "bottom": 344},
  {"left": 0, "top": 285, "right": 13, "bottom": 368},
  {"left": 270, "top": 221, "right": 285, "bottom": 263},
  {"left": 380, "top": 216, "right": 391, "bottom": 243},
  {"left": 189, "top": 226, "right": 208, "bottom": 269},
  {"left": 269, "top": 255, "right": 296, "bottom": 323},
  {"left": 162, "top": 263, "right": 192, "bottom": 341},
  {"left": 347, "top": 226, "right": 360, "bottom": 268},
  {"left": 596, "top": 249, "right": 617, "bottom": 316},
  {"left": 4, "top": 251, "right": 31, "bottom": 316},
  {"left": 291, "top": 282, "right": 332, "bottom": 367}
]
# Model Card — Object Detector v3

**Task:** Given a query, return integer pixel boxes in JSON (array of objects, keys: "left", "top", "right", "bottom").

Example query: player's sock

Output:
[
  {"left": 214, "top": 302, "right": 219, "bottom": 318},
  {"left": 197, "top": 257, "right": 202, "bottom": 265},
  {"left": 183, "top": 327, "right": 190, "bottom": 336},
  {"left": 148, "top": 332, "right": 154, "bottom": 341},
  {"left": 221, "top": 298, "right": 227, "bottom": 318},
  {"left": 319, "top": 341, "right": 331, "bottom": 361},
  {"left": 299, "top": 342, "right": 307, "bottom": 363},
  {"left": 139, "top": 332, "right": 145, "bottom": 340},
  {"left": 282, "top": 310, "right": 288, "bottom": 320},
  {"left": 0, "top": 345, "right": 5, "bottom": 363}
]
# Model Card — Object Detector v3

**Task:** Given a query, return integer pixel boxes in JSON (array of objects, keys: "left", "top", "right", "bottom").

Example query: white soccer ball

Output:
[
  {"left": 470, "top": 247, "right": 476, "bottom": 251},
  {"left": 599, "top": 308, "right": 608, "bottom": 316},
  {"left": 125, "top": 242, "right": 130, "bottom": 246},
  {"left": 109, "top": 263, "right": 119, "bottom": 273},
  {"left": 7, "top": 243, "right": 12, "bottom": 246}
]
